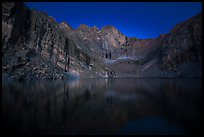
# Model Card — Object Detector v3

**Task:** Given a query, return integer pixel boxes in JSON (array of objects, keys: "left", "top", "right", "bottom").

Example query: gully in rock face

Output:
[{"left": 2, "top": 2, "right": 202, "bottom": 80}]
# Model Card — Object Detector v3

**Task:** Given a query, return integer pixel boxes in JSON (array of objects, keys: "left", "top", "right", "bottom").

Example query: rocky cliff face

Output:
[
  {"left": 2, "top": 2, "right": 202, "bottom": 80},
  {"left": 158, "top": 13, "right": 202, "bottom": 77}
]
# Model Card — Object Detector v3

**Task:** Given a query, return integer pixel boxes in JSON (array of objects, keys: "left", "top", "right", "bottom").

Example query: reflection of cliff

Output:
[
  {"left": 2, "top": 2, "right": 202, "bottom": 80},
  {"left": 158, "top": 79, "right": 202, "bottom": 134},
  {"left": 140, "top": 79, "right": 201, "bottom": 128},
  {"left": 2, "top": 79, "right": 202, "bottom": 134}
]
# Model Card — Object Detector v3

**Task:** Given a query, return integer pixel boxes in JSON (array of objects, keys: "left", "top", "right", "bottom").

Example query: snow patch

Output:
[{"left": 104, "top": 56, "right": 140, "bottom": 64}]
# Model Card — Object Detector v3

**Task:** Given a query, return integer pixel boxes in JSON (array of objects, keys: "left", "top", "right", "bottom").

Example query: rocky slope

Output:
[
  {"left": 2, "top": 2, "right": 202, "bottom": 80},
  {"left": 158, "top": 13, "right": 202, "bottom": 77}
]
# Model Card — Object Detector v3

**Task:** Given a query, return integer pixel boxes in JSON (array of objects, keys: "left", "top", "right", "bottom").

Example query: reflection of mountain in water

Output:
[
  {"left": 2, "top": 79, "right": 202, "bottom": 134},
  {"left": 120, "top": 116, "right": 186, "bottom": 134}
]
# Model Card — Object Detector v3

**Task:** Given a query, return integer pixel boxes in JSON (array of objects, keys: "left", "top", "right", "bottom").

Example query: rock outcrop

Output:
[
  {"left": 158, "top": 13, "right": 202, "bottom": 77},
  {"left": 2, "top": 2, "right": 202, "bottom": 80}
]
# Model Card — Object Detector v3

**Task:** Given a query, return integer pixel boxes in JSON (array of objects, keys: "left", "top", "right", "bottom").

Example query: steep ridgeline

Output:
[
  {"left": 2, "top": 2, "right": 106, "bottom": 80},
  {"left": 158, "top": 13, "right": 202, "bottom": 77},
  {"left": 2, "top": 2, "right": 202, "bottom": 80}
]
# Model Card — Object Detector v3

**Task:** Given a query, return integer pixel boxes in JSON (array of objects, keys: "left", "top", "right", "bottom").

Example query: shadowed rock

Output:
[{"left": 2, "top": 2, "right": 202, "bottom": 79}]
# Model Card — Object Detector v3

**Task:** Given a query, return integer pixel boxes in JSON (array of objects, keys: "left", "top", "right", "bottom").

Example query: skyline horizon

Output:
[{"left": 25, "top": 2, "right": 202, "bottom": 39}]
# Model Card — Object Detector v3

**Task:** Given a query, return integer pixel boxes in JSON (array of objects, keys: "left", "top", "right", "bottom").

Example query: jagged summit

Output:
[
  {"left": 91, "top": 26, "right": 99, "bottom": 31},
  {"left": 2, "top": 2, "right": 202, "bottom": 80},
  {"left": 77, "top": 24, "right": 91, "bottom": 30},
  {"left": 59, "top": 21, "right": 73, "bottom": 30},
  {"left": 101, "top": 25, "right": 116, "bottom": 30}
]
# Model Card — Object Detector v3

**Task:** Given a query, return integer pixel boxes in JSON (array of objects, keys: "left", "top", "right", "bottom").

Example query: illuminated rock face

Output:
[{"left": 2, "top": 2, "right": 202, "bottom": 80}]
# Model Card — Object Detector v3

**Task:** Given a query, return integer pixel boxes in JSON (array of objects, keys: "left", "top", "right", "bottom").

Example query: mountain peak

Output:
[
  {"left": 101, "top": 25, "right": 116, "bottom": 31},
  {"left": 78, "top": 24, "right": 90, "bottom": 30},
  {"left": 2, "top": 2, "right": 202, "bottom": 79},
  {"left": 59, "top": 21, "right": 73, "bottom": 31},
  {"left": 91, "top": 26, "right": 99, "bottom": 31}
]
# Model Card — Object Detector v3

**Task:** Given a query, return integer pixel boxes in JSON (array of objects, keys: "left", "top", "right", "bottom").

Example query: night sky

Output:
[{"left": 24, "top": 2, "right": 202, "bottom": 39}]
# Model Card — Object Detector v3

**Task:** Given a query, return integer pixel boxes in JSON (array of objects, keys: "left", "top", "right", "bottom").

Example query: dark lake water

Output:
[{"left": 2, "top": 78, "right": 203, "bottom": 135}]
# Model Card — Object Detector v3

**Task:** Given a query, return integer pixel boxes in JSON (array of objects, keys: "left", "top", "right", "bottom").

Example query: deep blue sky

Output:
[{"left": 25, "top": 2, "right": 202, "bottom": 39}]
